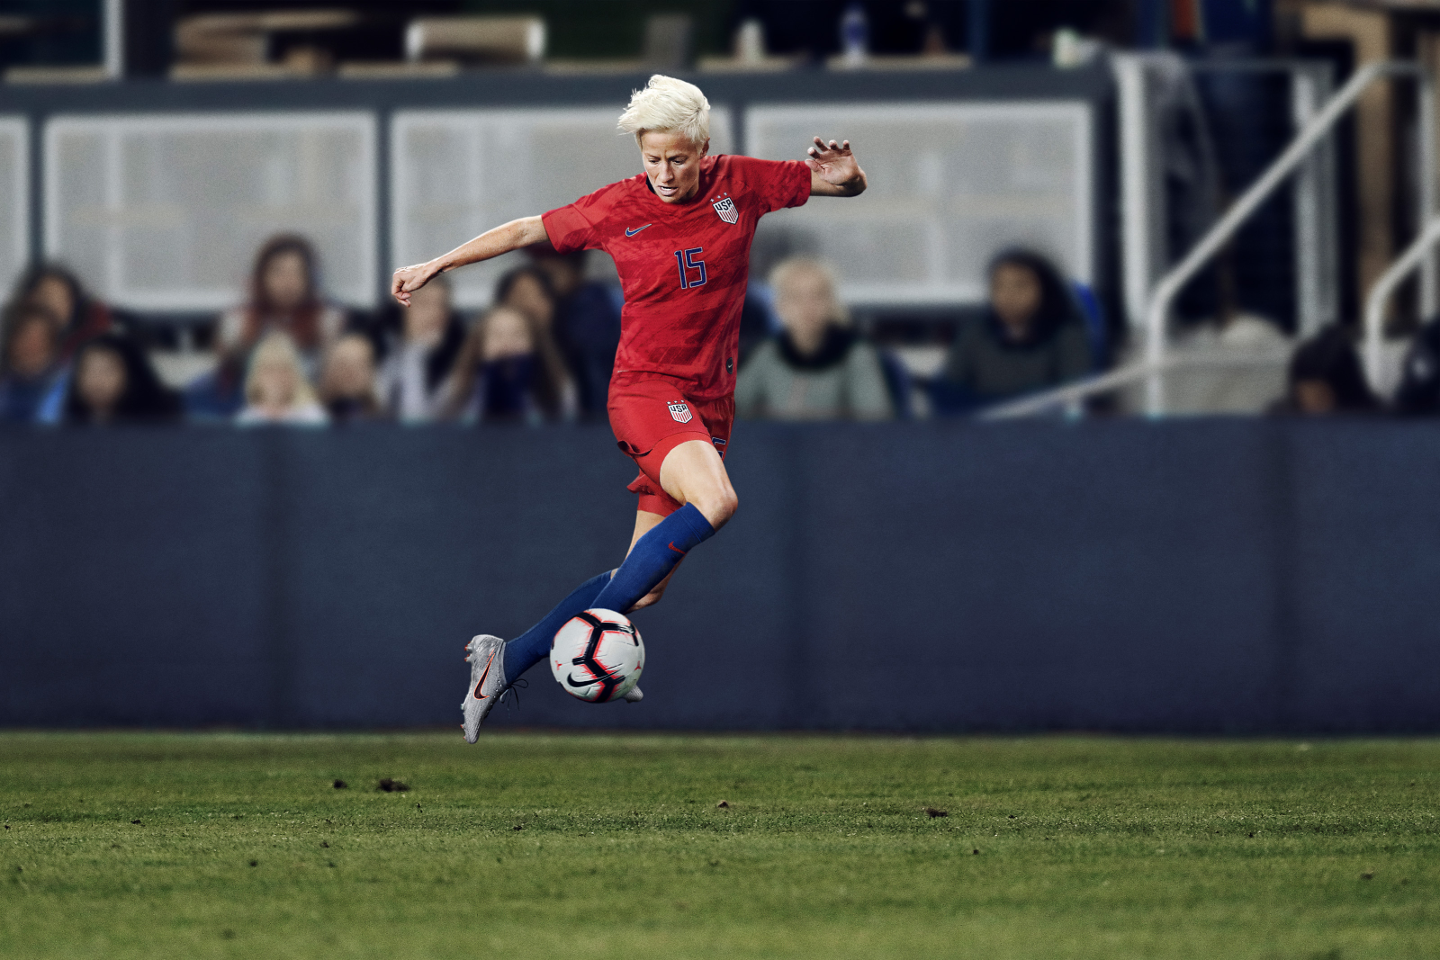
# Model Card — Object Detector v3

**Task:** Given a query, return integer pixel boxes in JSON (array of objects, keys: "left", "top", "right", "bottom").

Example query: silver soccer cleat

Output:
[
  {"left": 622, "top": 686, "right": 644, "bottom": 703},
  {"left": 461, "top": 634, "right": 507, "bottom": 743}
]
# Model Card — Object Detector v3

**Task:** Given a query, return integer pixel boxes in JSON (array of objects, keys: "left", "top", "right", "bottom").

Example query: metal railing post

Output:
[
  {"left": 1142, "top": 61, "right": 1415, "bottom": 416},
  {"left": 1292, "top": 63, "right": 1339, "bottom": 337},
  {"left": 983, "top": 59, "right": 1432, "bottom": 420},
  {"left": 1418, "top": 69, "right": 1438, "bottom": 317},
  {"left": 1364, "top": 216, "right": 1440, "bottom": 388},
  {"left": 1113, "top": 54, "right": 1167, "bottom": 333}
]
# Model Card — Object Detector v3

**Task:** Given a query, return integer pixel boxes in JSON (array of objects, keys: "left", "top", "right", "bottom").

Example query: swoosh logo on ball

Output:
[{"left": 568, "top": 672, "right": 623, "bottom": 687}]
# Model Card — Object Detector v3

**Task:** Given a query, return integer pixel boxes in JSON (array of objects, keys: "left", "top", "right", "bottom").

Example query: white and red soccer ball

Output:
[{"left": 550, "top": 608, "right": 645, "bottom": 703}]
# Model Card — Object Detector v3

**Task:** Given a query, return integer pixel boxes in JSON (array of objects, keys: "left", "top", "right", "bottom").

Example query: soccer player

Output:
[{"left": 391, "top": 75, "right": 867, "bottom": 741}]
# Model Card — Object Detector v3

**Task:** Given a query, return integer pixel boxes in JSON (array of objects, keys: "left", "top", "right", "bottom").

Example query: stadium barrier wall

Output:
[{"left": 2, "top": 420, "right": 1438, "bottom": 734}]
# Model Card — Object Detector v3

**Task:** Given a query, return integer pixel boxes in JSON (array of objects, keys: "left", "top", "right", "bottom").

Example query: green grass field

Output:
[{"left": 0, "top": 732, "right": 1436, "bottom": 959}]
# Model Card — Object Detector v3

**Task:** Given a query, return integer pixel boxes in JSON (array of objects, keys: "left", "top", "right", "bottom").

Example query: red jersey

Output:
[{"left": 541, "top": 154, "right": 811, "bottom": 402}]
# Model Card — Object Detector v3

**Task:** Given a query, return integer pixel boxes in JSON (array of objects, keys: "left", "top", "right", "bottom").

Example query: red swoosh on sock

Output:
[{"left": 667, "top": 542, "right": 686, "bottom": 555}]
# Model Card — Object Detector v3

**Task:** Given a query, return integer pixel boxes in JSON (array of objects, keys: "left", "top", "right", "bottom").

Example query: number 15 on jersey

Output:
[{"left": 675, "top": 247, "right": 706, "bottom": 290}]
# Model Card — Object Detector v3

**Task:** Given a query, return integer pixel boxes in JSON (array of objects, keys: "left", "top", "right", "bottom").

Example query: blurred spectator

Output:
[
  {"left": 236, "top": 332, "right": 328, "bottom": 427},
  {"left": 935, "top": 249, "right": 1091, "bottom": 411},
  {"left": 1160, "top": 264, "right": 1291, "bottom": 415},
  {"left": 219, "top": 235, "right": 346, "bottom": 366},
  {"left": 374, "top": 275, "right": 465, "bottom": 423},
  {"left": 494, "top": 267, "right": 579, "bottom": 419},
  {"left": 189, "top": 235, "right": 346, "bottom": 419},
  {"left": 1271, "top": 327, "right": 1378, "bottom": 416},
  {"left": 62, "top": 333, "right": 181, "bottom": 426},
  {"left": 445, "top": 305, "right": 566, "bottom": 425},
  {"left": 319, "top": 333, "right": 383, "bottom": 425},
  {"left": 8, "top": 263, "right": 125, "bottom": 362},
  {"left": 528, "top": 246, "right": 622, "bottom": 417},
  {"left": 1393, "top": 317, "right": 1440, "bottom": 416},
  {"left": 0, "top": 303, "right": 63, "bottom": 423},
  {"left": 735, "top": 258, "right": 891, "bottom": 421}
]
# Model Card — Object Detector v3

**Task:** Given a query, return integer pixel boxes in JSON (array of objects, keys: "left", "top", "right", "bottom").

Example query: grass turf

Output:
[{"left": 0, "top": 733, "right": 1436, "bottom": 959}]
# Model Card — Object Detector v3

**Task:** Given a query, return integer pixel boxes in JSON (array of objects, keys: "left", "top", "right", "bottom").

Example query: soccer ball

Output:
[{"left": 550, "top": 608, "right": 645, "bottom": 703}]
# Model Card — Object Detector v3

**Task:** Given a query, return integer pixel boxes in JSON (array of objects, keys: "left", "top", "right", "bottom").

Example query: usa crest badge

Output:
[
  {"left": 712, "top": 195, "right": 739, "bottom": 224},
  {"left": 667, "top": 401, "right": 693, "bottom": 424}
]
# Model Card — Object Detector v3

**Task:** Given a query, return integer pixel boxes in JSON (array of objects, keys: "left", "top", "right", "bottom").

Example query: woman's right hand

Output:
[{"left": 391, "top": 261, "right": 440, "bottom": 306}]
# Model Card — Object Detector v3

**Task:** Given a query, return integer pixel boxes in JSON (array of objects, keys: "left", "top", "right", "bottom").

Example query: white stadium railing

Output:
[
  {"left": 0, "top": 117, "right": 28, "bottom": 301},
  {"left": 1113, "top": 55, "right": 1342, "bottom": 344},
  {"left": 1365, "top": 215, "right": 1440, "bottom": 388},
  {"left": 988, "top": 60, "right": 1436, "bottom": 420}
]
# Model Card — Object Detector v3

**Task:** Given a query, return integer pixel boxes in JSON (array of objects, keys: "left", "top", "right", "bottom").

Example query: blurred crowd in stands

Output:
[{"left": 3, "top": 231, "right": 1439, "bottom": 429}]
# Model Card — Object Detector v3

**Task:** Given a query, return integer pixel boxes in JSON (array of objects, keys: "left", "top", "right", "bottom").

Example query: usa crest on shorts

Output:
[
  {"left": 712, "top": 195, "right": 739, "bottom": 224},
  {"left": 667, "top": 401, "right": 693, "bottom": 424}
]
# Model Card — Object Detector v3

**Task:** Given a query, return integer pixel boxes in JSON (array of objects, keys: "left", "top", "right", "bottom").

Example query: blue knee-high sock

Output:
[
  {"left": 591, "top": 503, "right": 716, "bottom": 615},
  {"left": 502, "top": 570, "right": 613, "bottom": 681}
]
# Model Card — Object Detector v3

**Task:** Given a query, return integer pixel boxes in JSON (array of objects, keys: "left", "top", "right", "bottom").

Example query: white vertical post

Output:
[
  {"left": 1113, "top": 54, "right": 1167, "bottom": 333},
  {"left": 1292, "top": 67, "right": 1324, "bottom": 338},
  {"left": 1418, "top": 70, "right": 1438, "bottom": 318},
  {"left": 103, "top": 0, "right": 124, "bottom": 79}
]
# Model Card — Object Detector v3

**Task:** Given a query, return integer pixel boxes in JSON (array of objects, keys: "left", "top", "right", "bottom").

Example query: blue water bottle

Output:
[{"left": 840, "top": 2, "right": 869, "bottom": 67}]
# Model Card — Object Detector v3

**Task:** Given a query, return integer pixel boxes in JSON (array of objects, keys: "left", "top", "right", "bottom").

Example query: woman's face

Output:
[
  {"left": 503, "top": 274, "right": 554, "bottom": 330},
  {"left": 482, "top": 308, "right": 535, "bottom": 361},
  {"left": 77, "top": 347, "right": 127, "bottom": 416},
  {"left": 261, "top": 251, "right": 310, "bottom": 313},
  {"left": 254, "top": 357, "right": 298, "bottom": 408},
  {"left": 27, "top": 276, "right": 76, "bottom": 329},
  {"left": 777, "top": 268, "right": 835, "bottom": 346},
  {"left": 1294, "top": 379, "right": 1336, "bottom": 415},
  {"left": 639, "top": 130, "right": 708, "bottom": 204},
  {"left": 323, "top": 336, "right": 375, "bottom": 398},
  {"left": 8, "top": 317, "right": 57, "bottom": 379},
  {"left": 990, "top": 262, "right": 1043, "bottom": 335},
  {"left": 405, "top": 283, "right": 450, "bottom": 346}
]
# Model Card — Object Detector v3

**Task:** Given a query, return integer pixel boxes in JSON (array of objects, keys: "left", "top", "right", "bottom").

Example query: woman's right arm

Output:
[{"left": 391, "top": 216, "right": 549, "bottom": 306}]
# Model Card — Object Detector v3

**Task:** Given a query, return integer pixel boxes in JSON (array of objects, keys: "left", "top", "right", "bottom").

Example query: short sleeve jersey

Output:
[{"left": 542, "top": 154, "right": 811, "bottom": 402}]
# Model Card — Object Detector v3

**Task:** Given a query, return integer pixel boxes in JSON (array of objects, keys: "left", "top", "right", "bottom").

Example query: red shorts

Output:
[{"left": 607, "top": 377, "right": 734, "bottom": 517}]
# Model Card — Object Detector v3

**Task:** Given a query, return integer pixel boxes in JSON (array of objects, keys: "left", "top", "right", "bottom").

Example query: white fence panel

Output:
[
  {"left": 44, "top": 112, "right": 377, "bottom": 311},
  {"left": 391, "top": 106, "right": 733, "bottom": 308},
  {"left": 0, "top": 118, "right": 28, "bottom": 299},
  {"left": 745, "top": 101, "right": 1093, "bottom": 305}
]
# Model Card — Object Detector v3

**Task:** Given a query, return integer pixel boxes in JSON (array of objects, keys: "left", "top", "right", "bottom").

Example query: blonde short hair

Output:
[
  {"left": 617, "top": 74, "right": 710, "bottom": 147},
  {"left": 245, "top": 330, "right": 318, "bottom": 408},
  {"left": 770, "top": 257, "right": 850, "bottom": 325}
]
